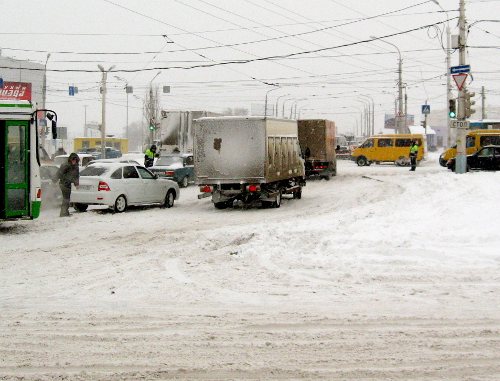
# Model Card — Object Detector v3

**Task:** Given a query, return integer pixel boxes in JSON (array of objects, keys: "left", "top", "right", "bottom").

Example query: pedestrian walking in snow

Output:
[{"left": 53, "top": 152, "right": 80, "bottom": 217}]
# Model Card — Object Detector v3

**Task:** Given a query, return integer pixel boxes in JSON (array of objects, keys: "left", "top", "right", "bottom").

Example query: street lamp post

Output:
[
  {"left": 275, "top": 94, "right": 289, "bottom": 118},
  {"left": 148, "top": 71, "right": 161, "bottom": 144},
  {"left": 98, "top": 64, "right": 115, "bottom": 159},
  {"left": 115, "top": 76, "right": 131, "bottom": 141},
  {"left": 264, "top": 86, "right": 280, "bottom": 117},
  {"left": 41, "top": 53, "right": 51, "bottom": 147},
  {"left": 372, "top": 37, "right": 404, "bottom": 134},
  {"left": 359, "top": 94, "right": 375, "bottom": 135}
]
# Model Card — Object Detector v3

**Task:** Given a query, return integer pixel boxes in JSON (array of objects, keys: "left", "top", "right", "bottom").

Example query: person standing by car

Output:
[
  {"left": 53, "top": 152, "right": 80, "bottom": 217},
  {"left": 144, "top": 144, "right": 159, "bottom": 168},
  {"left": 409, "top": 140, "right": 419, "bottom": 171}
]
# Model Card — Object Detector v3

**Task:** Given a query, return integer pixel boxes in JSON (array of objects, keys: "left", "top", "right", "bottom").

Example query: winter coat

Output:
[
  {"left": 144, "top": 145, "right": 159, "bottom": 167},
  {"left": 54, "top": 154, "right": 80, "bottom": 188},
  {"left": 409, "top": 144, "right": 418, "bottom": 158}
]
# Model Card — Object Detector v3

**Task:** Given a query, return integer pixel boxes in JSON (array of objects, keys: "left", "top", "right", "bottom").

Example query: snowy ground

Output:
[{"left": 1, "top": 153, "right": 499, "bottom": 380}]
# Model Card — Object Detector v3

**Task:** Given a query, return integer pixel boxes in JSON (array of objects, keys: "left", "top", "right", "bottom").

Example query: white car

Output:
[{"left": 71, "top": 163, "right": 180, "bottom": 213}]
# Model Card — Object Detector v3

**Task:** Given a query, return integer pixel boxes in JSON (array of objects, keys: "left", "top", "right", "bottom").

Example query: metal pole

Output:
[
  {"left": 455, "top": 0, "right": 467, "bottom": 174},
  {"left": 481, "top": 86, "right": 486, "bottom": 120},
  {"left": 264, "top": 87, "right": 280, "bottom": 117},
  {"left": 431, "top": 0, "right": 453, "bottom": 147},
  {"left": 275, "top": 94, "right": 289, "bottom": 118},
  {"left": 372, "top": 37, "right": 403, "bottom": 134},
  {"left": 98, "top": 64, "right": 115, "bottom": 159},
  {"left": 359, "top": 95, "right": 375, "bottom": 135},
  {"left": 83, "top": 105, "right": 88, "bottom": 138}
]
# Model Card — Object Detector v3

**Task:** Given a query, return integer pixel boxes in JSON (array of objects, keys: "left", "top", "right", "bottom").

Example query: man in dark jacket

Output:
[{"left": 54, "top": 152, "right": 80, "bottom": 217}]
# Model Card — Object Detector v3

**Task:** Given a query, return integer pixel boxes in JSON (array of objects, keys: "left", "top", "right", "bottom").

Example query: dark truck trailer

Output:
[
  {"left": 297, "top": 119, "right": 338, "bottom": 180},
  {"left": 194, "top": 116, "right": 306, "bottom": 209}
]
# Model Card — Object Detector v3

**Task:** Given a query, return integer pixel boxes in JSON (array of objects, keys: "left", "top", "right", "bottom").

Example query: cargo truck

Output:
[
  {"left": 297, "top": 119, "right": 337, "bottom": 180},
  {"left": 195, "top": 116, "right": 306, "bottom": 209}
]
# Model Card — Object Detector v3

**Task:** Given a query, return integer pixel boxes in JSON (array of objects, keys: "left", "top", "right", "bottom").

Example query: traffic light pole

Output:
[{"left": 455, "top": 0, "right": 468, "bottom": 174}]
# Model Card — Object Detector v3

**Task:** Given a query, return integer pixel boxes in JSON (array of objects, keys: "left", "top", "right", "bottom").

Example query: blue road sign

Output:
[
  {"left": 422, "top": 105, "right": 430, "bottom": 114},
  {"left": 0, "top": 78, "right": 3, "bottom": 88},
  {"left": 450, "top": 65, "right": 470, "bottom": 74},
  {"left": 69, "top": 86, "right": 75, "bottom": 96}
]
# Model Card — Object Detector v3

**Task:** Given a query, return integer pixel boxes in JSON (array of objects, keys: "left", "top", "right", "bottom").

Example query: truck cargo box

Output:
[
  {"left": 194, "top": 116, "right": 305, "bottom": 209},
  {"left": 297, "top": 119, "right": 337, "bottom": 179}
]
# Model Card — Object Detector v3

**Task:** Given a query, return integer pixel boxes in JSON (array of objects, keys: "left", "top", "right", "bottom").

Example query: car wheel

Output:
[
  {"left": 164, "top": 190, "right": 175, "bottom": 208},
  {"left": 356, "top": 156, "right": 368, "bottom": 166},
  {"left": 73, "top": 203, "right": 88, "bottom": 212},
  {"left": 180, "top": 176, "right": 189, "bottom": 188},
  {"left": 114, "top": 195, "right": 127, "bottom": 213}
]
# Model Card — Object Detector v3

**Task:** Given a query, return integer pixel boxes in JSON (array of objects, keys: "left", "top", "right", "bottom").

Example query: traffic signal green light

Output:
[
  {"left": 448, "top": 99, "right": 457, "bottom": 118},
  {"left": 149, "top": 124, "right": 154, "bottom": 130}
]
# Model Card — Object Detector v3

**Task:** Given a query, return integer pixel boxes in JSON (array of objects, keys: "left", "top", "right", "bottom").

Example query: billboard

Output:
[{"left": 0, "top": 82, "right": 32, "bottom": 101}]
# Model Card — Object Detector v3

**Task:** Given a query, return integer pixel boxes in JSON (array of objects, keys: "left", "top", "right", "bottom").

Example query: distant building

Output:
[{"left": 0, "top": 54, "right": 45, "bottom": 108}]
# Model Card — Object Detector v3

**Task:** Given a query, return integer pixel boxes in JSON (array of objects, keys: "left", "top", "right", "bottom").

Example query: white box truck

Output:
[{"left": 195, "top": 116, "right": 306, "bottom": 209}]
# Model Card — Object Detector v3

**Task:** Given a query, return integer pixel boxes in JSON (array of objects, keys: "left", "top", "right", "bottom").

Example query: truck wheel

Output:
[
  {"left": 274, "top": 189, "right": 282, "bottom": 208},
  {"left": 356, "top": 156, "right": 368, "bottom": 166},
  {"left": 180, "top": 176, "right": 189, "bottom": 188},
  {"left": 322, "top": 174, "right": 331, "bottom": 181},
  {"left": 214, "top": 201, "right": 231, "bottom": 209},
  {"left": 293, "top": 188, "right": 302, "bottom": 199}
]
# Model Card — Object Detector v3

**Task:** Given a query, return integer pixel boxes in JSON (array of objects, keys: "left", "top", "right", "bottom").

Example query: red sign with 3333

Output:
[{"left": 0, "top": 82, "right": 32, "bottom": 101}]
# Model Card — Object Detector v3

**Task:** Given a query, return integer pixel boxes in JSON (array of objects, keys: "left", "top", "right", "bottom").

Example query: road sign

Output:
[
  {"left": 451, "top": 120, "right": 470, "bottom": 129},
  {"left": 421, "top": 105, "right": 430, "bottom": 114},
  {"left": 450, "top": 65, "right": 471, "bottom": 74},
  {"left": 0, "top": 78, "right": 3, "bottom": 88},
  {"left": 453, "top": 73, "right": 468, "bottom": 91},
  {"left": 69, "top": 86, "right": 75, "bottom": 96}
]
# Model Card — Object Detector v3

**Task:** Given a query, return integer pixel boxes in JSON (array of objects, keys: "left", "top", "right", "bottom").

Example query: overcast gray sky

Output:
[{"left": 2, "top": 0, "right": 499, "bottom": 137}]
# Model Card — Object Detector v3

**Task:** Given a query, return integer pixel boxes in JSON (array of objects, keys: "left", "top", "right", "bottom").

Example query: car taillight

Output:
[
  {"left": 200, "top": 186, "right": 213, "bottom": 193},
  {"left": 246, "top": 184, "right": 260, "bottom": 192},
  {"left": 98, "top": 181, "right": 111, "bottom": 191},
  {"left": 165, "top": 171, "right": 175, "bottom": 176},
  {"left": 315, "top": 165, "right": 325, "bottom": 169}
]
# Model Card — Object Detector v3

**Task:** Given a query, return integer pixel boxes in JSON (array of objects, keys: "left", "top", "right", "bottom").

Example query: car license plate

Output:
[{"left": 79, "top": 185, "right": 92, "bottom": 190}]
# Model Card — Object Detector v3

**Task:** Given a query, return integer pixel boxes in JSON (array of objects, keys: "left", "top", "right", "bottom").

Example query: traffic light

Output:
[
  {"left": 465, "top": 91, "right": 476, "bottom": 118},
  {"left": 449, "top": 99, "right": 457, "bottom": 118},
  {"left": 149, "top": 118, "right": 155, "bottom": 130}
]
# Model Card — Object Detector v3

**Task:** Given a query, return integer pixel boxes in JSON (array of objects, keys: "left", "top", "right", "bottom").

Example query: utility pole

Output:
[
  {"left": 455, "top": 0, "right": 468, "bottom": 174},
  {"left": 481, "top": 86, "right": 486, "bottom": 120},
  {"left": 98, "top": 64, "right": 115, "bottom": 159},
  {"left": 83, "top": 105, "right": 88, "bottom": 137}
]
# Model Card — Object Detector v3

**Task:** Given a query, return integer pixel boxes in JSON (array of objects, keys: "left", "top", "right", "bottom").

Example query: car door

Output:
[
  {"left": 137, "top": 166, "right": 162, "bottom": 203},
  {"left": 475, "top": 147, "right": 494, "bottom": 169},
  {"left": 494, "top": 147, "right": 500, "bottom": 170},
  {"left": 122, "top": 165, "right": 143, "bottom": 203}
]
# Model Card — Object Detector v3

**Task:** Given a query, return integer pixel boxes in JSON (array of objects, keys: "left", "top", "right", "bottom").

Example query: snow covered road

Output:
[{"left": 1, "top": 156, "right": 499, "bottom": 380}]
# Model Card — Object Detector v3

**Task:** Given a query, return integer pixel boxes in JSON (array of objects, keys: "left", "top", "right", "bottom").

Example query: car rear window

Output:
[
  {"left": 80, "top": 165, "right": 110, "bottom": 176},
  {"left": 156, "top": 156, "right": 183, "bottom": 166}
]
